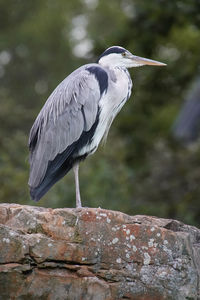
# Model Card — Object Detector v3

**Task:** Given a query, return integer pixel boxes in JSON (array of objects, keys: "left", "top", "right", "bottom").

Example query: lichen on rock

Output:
[{"left": 0, "top": 204, "right": 199, "bottom": 299}]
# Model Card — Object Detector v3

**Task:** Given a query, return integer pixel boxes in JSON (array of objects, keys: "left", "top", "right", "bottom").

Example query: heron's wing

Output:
[{"left": 28, "top": 66, "right": 107, "bottom": 188}]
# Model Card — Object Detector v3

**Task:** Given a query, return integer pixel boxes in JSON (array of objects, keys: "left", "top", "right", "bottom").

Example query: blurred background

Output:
[{"left": 0, "top": 0, "right": 200, "bottom": 226}]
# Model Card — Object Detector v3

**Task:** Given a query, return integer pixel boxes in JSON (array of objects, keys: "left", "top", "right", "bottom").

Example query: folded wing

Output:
[{"left": 28, "top": 66, "right": 104, "bottom": 199}]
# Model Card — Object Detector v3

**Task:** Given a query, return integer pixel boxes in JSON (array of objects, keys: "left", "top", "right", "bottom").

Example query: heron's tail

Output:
[{"left": 29, "top": 159, "right": 73, "bottom": 202}]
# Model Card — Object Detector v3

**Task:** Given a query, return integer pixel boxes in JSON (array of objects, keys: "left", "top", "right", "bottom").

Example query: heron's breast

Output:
[
  {"left": 76, "top": 68, "right": 132, "bottom": 157},
  {"left": 101, "top": 68, "right": 132, "bottom": 117},
  {"left": 91, "top": 70, "right": 132, "bottom": 145}
]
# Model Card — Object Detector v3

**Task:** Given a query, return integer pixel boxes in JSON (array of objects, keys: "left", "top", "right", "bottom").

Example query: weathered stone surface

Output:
[{"left": 0, "top": 203, "right": 199, "bottom": 299}]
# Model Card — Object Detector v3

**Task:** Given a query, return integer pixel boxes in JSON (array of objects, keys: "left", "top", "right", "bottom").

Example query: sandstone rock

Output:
[{"left": 0, "top": 203, "right": 199, "bottom": 299}]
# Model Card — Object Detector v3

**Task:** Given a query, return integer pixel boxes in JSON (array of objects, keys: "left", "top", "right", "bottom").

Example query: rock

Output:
[{"left": 0, "top": 204, "right": 199, "bottom": 300}]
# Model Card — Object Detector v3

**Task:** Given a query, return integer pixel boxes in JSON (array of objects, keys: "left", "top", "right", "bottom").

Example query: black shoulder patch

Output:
[{"left": 87, "top": 66, "right": 108, "bottom": 95}]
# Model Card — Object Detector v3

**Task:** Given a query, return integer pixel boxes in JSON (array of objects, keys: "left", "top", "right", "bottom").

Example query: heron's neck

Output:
[
  {"left": 99, "top": 63, "right": 129, "bottom": 74},
  {"left": 114, "top": 66, "right": 131, "bottom": 80},
  {"left": 100, "top": 60, "right": 120, "bottom": 68}
]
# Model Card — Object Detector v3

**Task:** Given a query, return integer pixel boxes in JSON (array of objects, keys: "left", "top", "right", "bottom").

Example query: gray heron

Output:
[{"left": 28, "top": 46, "right": 166, "bottom": 207}]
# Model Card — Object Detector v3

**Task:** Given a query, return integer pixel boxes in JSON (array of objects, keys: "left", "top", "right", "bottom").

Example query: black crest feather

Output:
[{"left": 97, "top": 46, "right": 126, "bottom": 62}]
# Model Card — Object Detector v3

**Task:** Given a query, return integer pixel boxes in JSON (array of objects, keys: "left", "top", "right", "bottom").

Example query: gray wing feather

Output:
[{"left": 28, "top": 67, "right": 101, "bottom": 188}]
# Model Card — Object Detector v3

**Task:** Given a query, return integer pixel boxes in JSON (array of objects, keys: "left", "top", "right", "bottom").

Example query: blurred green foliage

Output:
[{"left": 0, "top": 0, "right": 200, "bottom": 226}]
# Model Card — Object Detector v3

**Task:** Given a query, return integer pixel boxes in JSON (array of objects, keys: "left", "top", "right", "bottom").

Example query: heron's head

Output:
[{"left": 98, "top": 46, "right": 166, "bottom": 68}]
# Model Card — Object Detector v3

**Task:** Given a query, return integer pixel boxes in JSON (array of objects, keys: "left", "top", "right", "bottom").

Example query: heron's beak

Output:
[{"left": 128, "top": 54, "right": 166, "bottom": 67}]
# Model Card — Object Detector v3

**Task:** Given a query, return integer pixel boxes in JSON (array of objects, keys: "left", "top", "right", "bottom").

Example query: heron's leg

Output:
[{"left": 73, "top": 163, "right": 82, "bottom": 208}]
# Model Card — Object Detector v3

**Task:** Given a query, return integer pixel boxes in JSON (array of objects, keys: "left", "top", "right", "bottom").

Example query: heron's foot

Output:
[{"left": 75, "top": 206, "right": 90, "bottom": 209}]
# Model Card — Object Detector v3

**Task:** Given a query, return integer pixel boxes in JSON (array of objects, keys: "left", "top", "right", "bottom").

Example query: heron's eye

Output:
[{"left": 122, "top": 52, "right": 126, "bottom": 57}]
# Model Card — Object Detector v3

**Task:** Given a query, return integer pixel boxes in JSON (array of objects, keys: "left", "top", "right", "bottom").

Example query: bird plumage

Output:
[
  {"left": 29, "top": 62, "right": 131, "bottom": 201},
  {"left": 28, "top": 46, "right": 166, "bottom": 204},
  {"left": 29, "top": 65, "right": 100, "bottom": 199}
]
